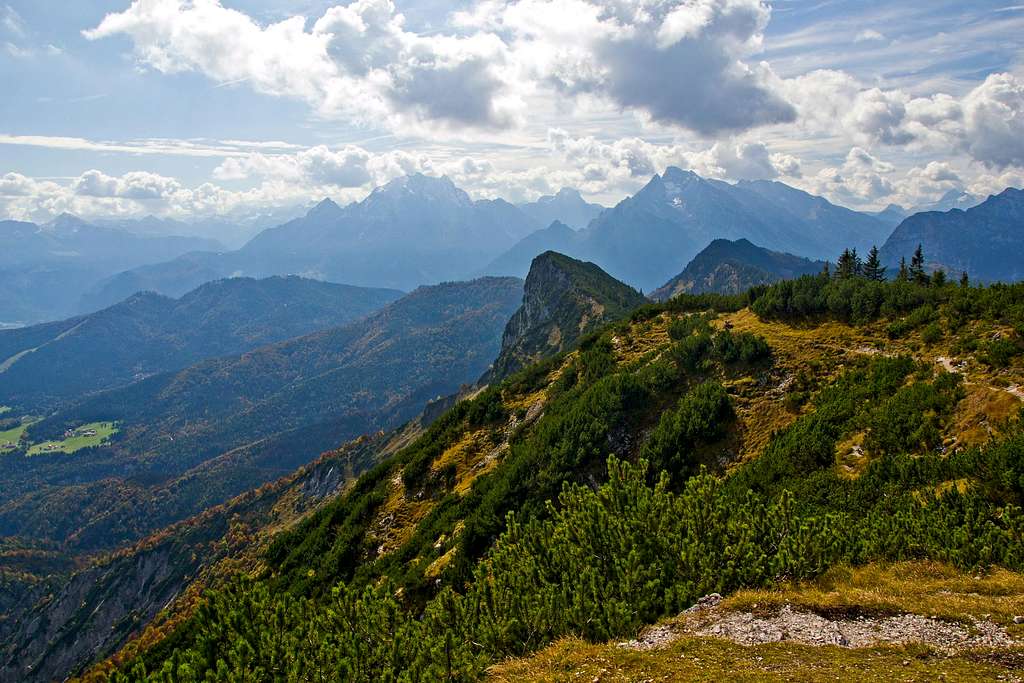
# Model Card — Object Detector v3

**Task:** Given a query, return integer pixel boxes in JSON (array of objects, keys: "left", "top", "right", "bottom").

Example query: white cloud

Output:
[
  {"left": 853, "top": 29, "right": 885, "bottom": 43},
  {"left": 85, "top": 0, "right": 521, "bottom": 130},
  {"left": 0, "top": 134, "right": 303, "bottom": 158},
  {"left": 962, "top": 72, "right": 1024, "bottom": 169},
  {"left": 85, "top": 0, "right": 799, "bottom": 136}
]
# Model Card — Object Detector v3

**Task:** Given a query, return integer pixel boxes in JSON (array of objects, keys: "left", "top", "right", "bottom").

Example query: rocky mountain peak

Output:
[{"left": 484, "top": 250, "right": 645, "bottom": 381}]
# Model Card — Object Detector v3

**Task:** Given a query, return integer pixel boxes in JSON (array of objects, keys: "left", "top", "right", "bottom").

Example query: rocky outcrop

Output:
[{"left": 485, "top": 251, "right": 645, "bottom": 381}]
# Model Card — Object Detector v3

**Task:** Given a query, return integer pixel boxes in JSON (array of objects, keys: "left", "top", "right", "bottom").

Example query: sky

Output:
[{"left": 1, "top": 0, "right": 1023, "bottom": 223}]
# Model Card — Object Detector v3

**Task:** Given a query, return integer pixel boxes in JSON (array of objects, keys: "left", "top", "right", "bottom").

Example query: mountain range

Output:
[
  {"left": 0, "top": 276, "right": 401, "bottom": 411},
  {"left": 83, "top": 175, "right": 541, "bottom": 310},
  {"left": 482, "top": 168, "right": 892, "bottom": 290}
]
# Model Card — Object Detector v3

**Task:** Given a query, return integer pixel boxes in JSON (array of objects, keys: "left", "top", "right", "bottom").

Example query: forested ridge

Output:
[{"left": 89, "top": 269, "right": 1024, "bottom": 681}]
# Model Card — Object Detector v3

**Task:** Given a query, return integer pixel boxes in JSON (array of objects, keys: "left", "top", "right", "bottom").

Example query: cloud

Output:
[
  {"left": 0, "top": 134, "right": 303, "bottom": 158},
  {"left": 85, "top": 0, "right": 521, "bottom": 130},
  {"left": 853, "top": 29, "right": 885, "bottom": 43},
  {"left": 491, "top": 0, "right": 796, "bottom": 134},
  {"left": 85, "top": 0, "right": 797, "bottom": 135},
  {"left": 546, "top": 129, "right": 800, "bottom": 192},
  {"left": 682, "top": 141, "right": 802, "bottom": 180},
  {"left": 0, "top": 172, "right": 37, "bottom": 197},
  {"left": 962, "top": 72, "right": 1024, "bottom": 169},
  {"left": 73, "top": 170, "right": 184, "bottom": 200}
]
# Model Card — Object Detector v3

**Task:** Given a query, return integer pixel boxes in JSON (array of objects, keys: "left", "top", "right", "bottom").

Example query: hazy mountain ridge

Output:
[
  {"left": 0, "top": 216, "right": 226, "bottom": 324},
  {"left": 0, "top": 276, "right": 402, "bottom": 411},
  {"left": 517, "top": 188, "right": 605, "bottom": 230},
  {"left": 485, "top": 168, "right": 891, "bottom": 291},
  {"left": 879, "top": 188, "right": 1024, "bottom": 281}
]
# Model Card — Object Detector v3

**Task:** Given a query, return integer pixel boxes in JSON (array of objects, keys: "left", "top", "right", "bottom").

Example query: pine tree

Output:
[
  {"left": 897, "top": 256, "right": 909, "bottom": 282},
  {"left": 820, "top": 261, "right": 831, "bottom": 278},
  {"left": 960, "top": 271, "right": 969, "bottom": 288},
  {"left": 931, "top": 269, "right": 947, "bottom": 287},
  {"left": 835, "top": 249, "right": 857, "bottom": 279},
  {"left": 910, "top": 244, "right": 927, "bottom": 284},
  {"left": 863, "top": 246, "right": 886, "bottom": 281}
]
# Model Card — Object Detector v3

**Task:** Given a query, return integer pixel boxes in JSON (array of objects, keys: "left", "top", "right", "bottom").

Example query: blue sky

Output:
[{"left": 1, "top": 0, "right": 1022, "bottom": 222}]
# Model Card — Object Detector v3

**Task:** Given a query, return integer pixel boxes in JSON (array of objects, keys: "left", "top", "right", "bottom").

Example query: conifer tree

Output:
[
  {"left": 897, "top": 256, "right": 909, "bottom": 282},
  {"left": 910, "top": 244, "right": 927, "bottom": 284},
  {"left": 835, "top": 249, "right": 860, "bottom": 278},
  {"left": 960, "top": 271, "right": 970, "bottom": 288},
  {"left": 931, "top": 269, "right": 947, "bottom": 287},
  {"left": 863, "top": 246, "right": 886, "bottom": 281}
]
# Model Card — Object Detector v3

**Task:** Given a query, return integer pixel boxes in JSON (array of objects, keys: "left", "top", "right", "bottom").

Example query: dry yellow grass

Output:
[
  {"left": 723, "top": 561, "right": 1024, "bottom": 626},
  {"left": 488, "top": 635, "right": 1019, "bottom": 682}
]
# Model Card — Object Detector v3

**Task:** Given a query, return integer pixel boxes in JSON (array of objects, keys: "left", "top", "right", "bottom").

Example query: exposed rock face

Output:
[
  {"left": 650, "top": 238, "right": 825, "bottom": 301},
  {"left": 879, "top": 188, "right": 1024, "bottom": 282},
  {"left": 485, "top": 251, "right": 645, "bottom": 381}
]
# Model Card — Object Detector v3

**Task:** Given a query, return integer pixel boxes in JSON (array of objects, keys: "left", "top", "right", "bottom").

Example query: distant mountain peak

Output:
[
  {"left": 371, "top": 173, "right": 470, "bottom": 206},
  {"left": 306, "top": 198, "right": 343, "bottom": 220}
]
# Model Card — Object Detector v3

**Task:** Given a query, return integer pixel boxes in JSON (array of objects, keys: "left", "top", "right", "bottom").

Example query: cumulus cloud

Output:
[
  {"left": 84, "top": 0, "right": 521, "bottom": 130},
  {"left": 484, "top": 0, "right": 795, "bottom": 133},
  {"left": 682, "top": 141, "right": 801, "bottom": 180},
  {"left": 962, "top": 73, "right": 1024, "bottom": 169},
  {"left": 780, "top": 69, "right": 1024, "bottom": 171},
  {"left": 85, "top": 0, "right": 797, "bottom": 135}
]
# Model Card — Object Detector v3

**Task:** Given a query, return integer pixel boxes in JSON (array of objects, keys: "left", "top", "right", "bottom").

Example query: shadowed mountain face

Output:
[
  {"left": 486, "top": 251, "right": 646, "bottom": 381},
  {"left": 83, "top": 174, "right": 539, "bottom": 309},
  {"left": 483, "top": 168, "right": 890, "bottom": 291},
  {"left": 0, "top": 276, "right": 402, "bottom": 412},
  {"left": 879, "top": 188, "right": 1024, "bottom": 282},
  {"left": 517, "top": 188, "right": 605, "bottom": 230},
  {"left": 650, "top": 238, "right": 827, "bottom": 301},
  {"left": 0, "top": 277, "right": 523, "bottom": 559}
]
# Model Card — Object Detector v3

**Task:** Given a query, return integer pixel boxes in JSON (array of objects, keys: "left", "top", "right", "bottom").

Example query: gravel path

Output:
[{"left": 618, "top": 597, "right": 1019, "bottom": 655}]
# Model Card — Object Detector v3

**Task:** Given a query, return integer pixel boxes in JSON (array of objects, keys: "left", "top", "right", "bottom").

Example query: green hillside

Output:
[{"left": 88, "top": 271, "right": 1024, "bottom": 682}]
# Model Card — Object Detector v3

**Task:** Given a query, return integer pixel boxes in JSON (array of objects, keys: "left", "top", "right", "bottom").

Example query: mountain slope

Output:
[
  {"left": 97, "top": 273, "right": 1024, "bottom": 683},
  {"left": 0, "top": 276, "right": 402, "bottom": 411},
  {"left": 879, "top": 188, "right": 1024, "bottom": 281},
  {"left": 486, "top": 251, "right": 646, "bottom": 381},
  {"left": 0, "top": 277, "right": 523, "bottom": 557},
  {"left": 650, "top": 238, "right": 826, "bottom": 300},
  {"left": 479, "top": 220, "right": 584, "bottom": 278},
  {"left": 734, "top": 179, "right": 891, "bottom": 253},
  {"left": 517, "top": 188, "right": 604, "bottom": 230}
]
